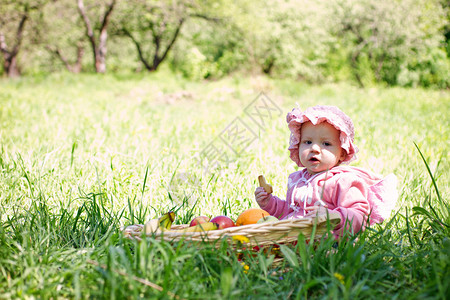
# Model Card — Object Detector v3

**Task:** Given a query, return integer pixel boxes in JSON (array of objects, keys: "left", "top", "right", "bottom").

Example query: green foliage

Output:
[
  {"left": 168, "top": 2, "right": 247, "bottom": 79},
  {"left": 2, "top": 0, "right": 449, "bottom": 88},
  {"left": 256, "top": 0, "right": 333, "bottom": 81},
  {"left": 173, "top": 47, "right": 215, "bottom": 80},
  {"left": 38, "top": 0, "right": 89, "bottom": 73},
  {"left": 397, "top": 47, "right": 450, "bottom": 88},
  {"left": 330, "top": 0, "right": 449, "bottom": 88}
]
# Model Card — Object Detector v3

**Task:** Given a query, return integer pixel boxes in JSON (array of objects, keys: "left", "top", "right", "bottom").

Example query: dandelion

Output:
[
  {"left": 232, "top": 235, "right": 250, "bottom": 243},
  {"left": 333, "top": 272, "right": 345, "bottom": 284},
  {"left": 240, "top": 262, "right": 250, "bottom": 274}
]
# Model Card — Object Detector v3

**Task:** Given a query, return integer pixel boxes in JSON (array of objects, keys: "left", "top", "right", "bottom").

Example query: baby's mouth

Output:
[{"left": 309, "top": 157, "right": 320, "bottom": 162}]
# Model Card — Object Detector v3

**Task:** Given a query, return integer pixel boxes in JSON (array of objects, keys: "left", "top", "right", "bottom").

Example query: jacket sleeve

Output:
[
  {"left": 259, "top": 172, "right": 300, "bottom": 219},
  {"left": 325, "top": 174, "right": 371, "bottom": 236},
  {"left": 259, "top": 194, "right": 294, "bottom": 219}
]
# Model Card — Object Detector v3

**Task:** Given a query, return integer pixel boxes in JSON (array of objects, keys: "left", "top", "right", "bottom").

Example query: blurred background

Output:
[{"left": 1, "top": 0, "right": 449, "bottom": 88}]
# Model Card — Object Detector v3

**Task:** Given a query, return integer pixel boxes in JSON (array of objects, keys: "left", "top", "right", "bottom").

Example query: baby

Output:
[{"left": 255, "top": 105, "right": 398, "bottom": 236}]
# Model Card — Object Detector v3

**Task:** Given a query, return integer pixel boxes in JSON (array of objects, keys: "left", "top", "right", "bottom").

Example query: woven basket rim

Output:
[{"left": 122, "top": 212, "right": 341, "bottom": 246}]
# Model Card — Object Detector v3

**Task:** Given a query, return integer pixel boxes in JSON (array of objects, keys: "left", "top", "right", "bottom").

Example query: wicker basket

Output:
[{"left": 123, "top": 212, "right": 341, "bottom": 247}]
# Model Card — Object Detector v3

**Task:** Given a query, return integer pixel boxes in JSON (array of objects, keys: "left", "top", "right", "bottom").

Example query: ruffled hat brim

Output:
[{"left": 286, "top": 105, "right": 358, "bottom": 167}]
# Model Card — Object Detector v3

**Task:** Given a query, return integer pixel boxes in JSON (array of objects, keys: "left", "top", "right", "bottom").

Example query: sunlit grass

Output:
[{"left": 0, "top": 72, "right": 448, "bottom": 298}]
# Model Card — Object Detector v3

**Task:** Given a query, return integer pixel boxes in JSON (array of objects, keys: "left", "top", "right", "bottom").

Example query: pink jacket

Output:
[{"left": 260, "top": 166, "right": 398, "bottom": 236}]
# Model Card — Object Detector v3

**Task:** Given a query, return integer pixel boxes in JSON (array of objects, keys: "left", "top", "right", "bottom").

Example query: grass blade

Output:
[
  {"left": 413, "top": 142, "right": 442, "bottom": 204},
  {"left": 280, "top": 244, "right": 299, "bottom": 268}
]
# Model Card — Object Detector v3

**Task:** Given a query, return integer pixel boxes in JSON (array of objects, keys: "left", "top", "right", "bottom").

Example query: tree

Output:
[
  {"left": 113, "top": 0, "right": 220, "bottom": 72},
  {"left": 331, "top": 0, "right": 448, "bottom": 87},
  {"left": 243, "top": 0, "right": 333, "bottom": 81},
  {"left": 77, "top": 0, "right": 116, "bottom": 73},
  {"left": 41, "top": 0, "right": 87, "bottom": 73},
  {"left": 0, "top": 0, "right": 45, "bottom": 77}
]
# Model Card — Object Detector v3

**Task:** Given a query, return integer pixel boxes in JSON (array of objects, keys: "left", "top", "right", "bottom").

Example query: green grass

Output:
[{"left": 0, "top": 71, "right": 449, "bottom": 299}]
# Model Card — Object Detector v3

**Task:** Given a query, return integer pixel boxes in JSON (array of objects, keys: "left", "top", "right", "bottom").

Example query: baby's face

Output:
[{"left": 299, "top": 121, "right": 346, "bottom": 175}]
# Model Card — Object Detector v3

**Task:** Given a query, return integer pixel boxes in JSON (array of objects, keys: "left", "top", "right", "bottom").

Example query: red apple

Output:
[
  {"left": 189, "top": 216, "right": 210, "bottom": 227},
  {"left": 210, "top": 215, "right": 235, "bottom": 229}
]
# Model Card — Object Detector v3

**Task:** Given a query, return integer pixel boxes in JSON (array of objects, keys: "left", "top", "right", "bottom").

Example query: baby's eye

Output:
[
  {"left": 323, "top": 142, "right": 332, "bottom": 146},
  {"left": 303, "top": 140, "right": 312, "bottom": 144}
]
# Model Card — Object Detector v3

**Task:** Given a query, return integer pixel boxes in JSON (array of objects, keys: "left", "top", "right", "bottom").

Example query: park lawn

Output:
[{"left": 0, "top": 72, "right": 449, "bottom": 299}]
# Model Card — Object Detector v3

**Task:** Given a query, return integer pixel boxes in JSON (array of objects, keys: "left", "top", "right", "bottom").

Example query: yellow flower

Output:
[
  {"left": 240, "top": 262, "right": 250, "bottom": 274},
  {"left": 232, "top": 235, "right": 250, "bottom": 243},
  {"left": 333, "top": 272, "right": 345, "bottom": 284}
]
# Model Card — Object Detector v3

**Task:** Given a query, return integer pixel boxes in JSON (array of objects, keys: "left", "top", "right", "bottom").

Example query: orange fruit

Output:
[{"left": 235, "top": 208, "right": 270, "bottom": 226}]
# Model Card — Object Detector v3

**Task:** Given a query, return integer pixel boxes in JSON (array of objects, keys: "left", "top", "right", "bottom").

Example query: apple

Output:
[
  {"left": 210, "top": 215, "right": 235, "bottom": 229},
  {"left": 256, "top": 215, "right": 278, "bottom": 224},
  {"left": 189, "top": 216, "right": 210, "bottom": 227}
]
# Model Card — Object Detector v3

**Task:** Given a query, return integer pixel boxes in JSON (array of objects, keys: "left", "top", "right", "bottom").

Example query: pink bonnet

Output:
[{"left": 286, "top": 105, "right": 358, "bottom": 167}]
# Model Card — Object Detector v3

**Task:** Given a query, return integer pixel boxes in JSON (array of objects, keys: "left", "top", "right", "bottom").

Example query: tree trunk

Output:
[
  {"left": 5, "top": 55, "right": 20, "bottom": 77},
  {"left": 351, "top": 53, "right": 364, "bottom": 88},
  {"left": 95, "top": 31, "right": 107, "bottom": 73},
  {"left": 73, "top": 43, "right": 84, "bottom": 73},
  {"left": 152, "top": 18, "right": 184, "bottom": 71},
  {"left": 123, "top": 18, "right": 184, "bottom": 72},
  {"left": 122, "top": 28, "right": 152, "bottom": 71},
  {"left": 77, "top": 0, "right": 116, "bottom": 73},
  {"left": 0, "top": 13, "right": 28, "bottom": 78},
  {"left": 46, "top": 43, "right": 84, "bottom": 73},
  {"left": 350, "top": 38, "right": 369, "bottom": 88}
]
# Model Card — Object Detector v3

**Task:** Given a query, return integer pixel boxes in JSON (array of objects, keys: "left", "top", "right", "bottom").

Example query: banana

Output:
[
  {"left": 158, "top": 211, "right": 176, "bottom": 230},
  {"left": 144, "top": 211, "right": 176, "bottom": 234},
  {"left": 170, "top": 222, "right": 219, "bottom": 233},
  {"left": 145, "top": 213, "right": 218, "bottom": 235}
]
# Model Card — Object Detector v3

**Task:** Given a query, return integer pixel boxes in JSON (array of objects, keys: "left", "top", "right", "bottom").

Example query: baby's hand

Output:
[
  {"left": 254, "top": 186, "right": 271, "bottom": 207},
  {"left": 304, "top": 205, "right": 329, "bottom": 217}
]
